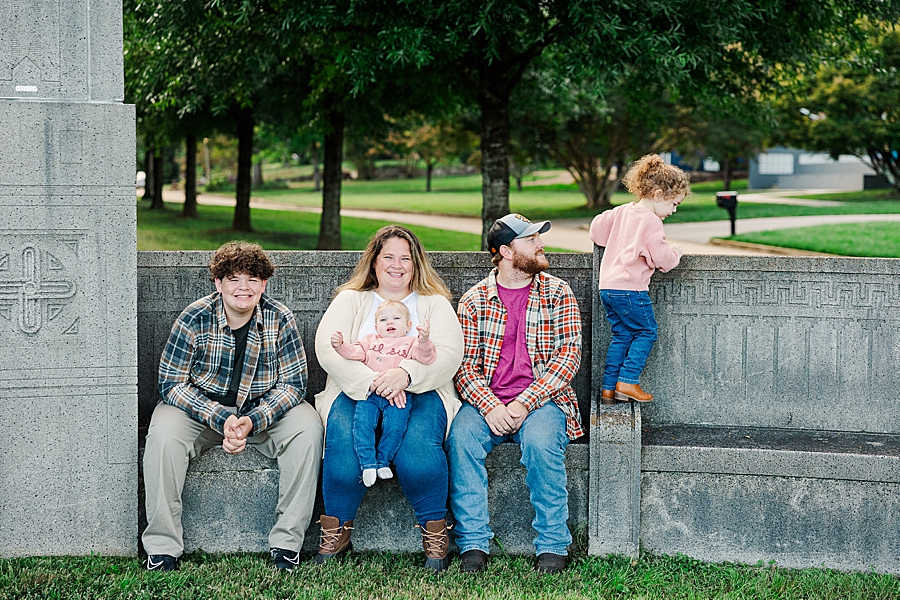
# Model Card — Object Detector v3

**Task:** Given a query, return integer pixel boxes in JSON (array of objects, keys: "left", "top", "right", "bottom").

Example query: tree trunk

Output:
[
  {"left": 253, "top": 161, "right": 264, "bottom": 188},
  {"left": 478, "top": 90, "right": 511, "bottom": 249},
  {"left": 722, "top": 158, "right": 733, "bottom": 191},
  {"left": 426, "top": 162, "right": 433, "bottom": 192},
  {"left": 515, "top": 175, "right": 523, "bottom": 192},
  {"left": 233, "top": 108, "right": 254, "bottom": 232},
  {"left": 311, "top": 141, "right": 321, "bottom": 192},
  {"left": 318, "top": 109, "right": 344, "bottom": 250},
  {"left": 150, "top": 150, "right": 165, "bottom": 209},
  {"left": 183, "top": 133, "right": 198, "bottom": 218},
  {"left": 596, "top": 161, "right": 621, "bottom": 209},
  {"left": 142, "top": 149, "right": 154, "bottom": 203}
]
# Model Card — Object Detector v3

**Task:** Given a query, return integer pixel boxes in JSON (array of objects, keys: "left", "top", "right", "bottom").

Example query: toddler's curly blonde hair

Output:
[{"left": 622, "top": 154, "right": 691, "bottom": 201}]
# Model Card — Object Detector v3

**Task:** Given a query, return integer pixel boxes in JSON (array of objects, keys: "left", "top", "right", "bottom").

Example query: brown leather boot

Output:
[
  {"left": 600, "top": 390, "right": 617, "bottom": 405},
  {"left": 312, "top": 515, "right": 353, "bottom": 565},
  {"left": 615, "top": 382, "right": 653, "bottom": 403},
  {"left": 417, "top": 519, "right": 451, "bottom": 572}
]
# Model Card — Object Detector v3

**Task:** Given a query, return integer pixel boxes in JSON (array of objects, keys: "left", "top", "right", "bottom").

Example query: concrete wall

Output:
[
  {"left": 137, "top": 251, "right": 592, "bottom": 555},
  {"left": 591, "top": 250, "right": 900, "bottom": 573},
  {"left": 0, "top": 0, "right": 136, "bottom": 558},
  {"left": 134, "top": 251, "right": 900, "bottom": 572},
  {"left": 137, "top": 251, "right": 593, "bottom": 428}
]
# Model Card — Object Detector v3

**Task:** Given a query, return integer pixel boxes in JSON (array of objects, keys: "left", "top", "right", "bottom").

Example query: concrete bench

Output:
[
  {"left": 588, "top": 250, "right": 900, "bottom": 573},
  {"left": 137, "top": 251, "right": 593, "bottom": 556}
]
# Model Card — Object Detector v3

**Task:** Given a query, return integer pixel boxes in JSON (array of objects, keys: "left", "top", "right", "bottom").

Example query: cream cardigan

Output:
[{"left": 314, "top": 289, "right": 464, "bottom": 437}]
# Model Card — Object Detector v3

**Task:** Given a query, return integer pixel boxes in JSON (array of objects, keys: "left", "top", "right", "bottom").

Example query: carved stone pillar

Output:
[{"left": 0, "top": 0, "right": 136, "bottom": 556}]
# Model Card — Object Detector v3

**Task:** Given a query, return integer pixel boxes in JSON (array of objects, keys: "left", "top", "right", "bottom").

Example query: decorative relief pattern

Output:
[
  {"left": 0, "top": 0, "right": 61, "bottom": 83},
  {"left": 0, "top": 245, "right": 76, "bottom": 334},
  {"left": 654, "top": 274, "right": 900, "bottom": 318},
  {"left": 0, "top": 230, "right": 85, "bottom": 344}
]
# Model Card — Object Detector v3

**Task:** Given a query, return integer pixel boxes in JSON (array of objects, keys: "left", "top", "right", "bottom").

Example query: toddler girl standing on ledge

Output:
[{"left": 589, "top": 154, "right": 689, "bottom": 404}]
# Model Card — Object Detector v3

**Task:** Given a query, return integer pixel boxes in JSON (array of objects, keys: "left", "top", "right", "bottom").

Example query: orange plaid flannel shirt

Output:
[{"left": 455, "top": 269, "right": 584, "bottom": 440}]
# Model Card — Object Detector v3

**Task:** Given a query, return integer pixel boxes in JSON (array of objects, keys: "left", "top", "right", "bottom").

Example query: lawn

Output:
[
  {"left": 232, "top": 175, "right": 900, "bottom": 224},
  {"left": 138, "top": 202, "right": 484, "bottom": 251},
  {"left": 2, "top": 551, "right": 898, "bottom": 600},
  {"left": 728, "top": 222, "right": 900, "bottom": 258},
  {"left": 139, "top": 174, "right": 900, "bottom": 254}
]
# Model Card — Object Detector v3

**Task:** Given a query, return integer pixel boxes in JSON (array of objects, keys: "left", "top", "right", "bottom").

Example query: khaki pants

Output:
[{"left": 142, "top": 402, "right": 323, "bottom": 556}]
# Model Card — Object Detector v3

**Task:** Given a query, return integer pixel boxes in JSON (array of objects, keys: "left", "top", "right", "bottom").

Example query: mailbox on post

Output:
[{"left": 716, "top": 190, "right": 738, "bottom": 236}]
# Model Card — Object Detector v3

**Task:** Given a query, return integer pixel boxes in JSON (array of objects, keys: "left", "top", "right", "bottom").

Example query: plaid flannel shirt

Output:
[
  {"left": 158, "top": 292, "right": 307, "bottom": 435},
  {"left": 455, "top": 269, "right": 584, "bottom": 440}
]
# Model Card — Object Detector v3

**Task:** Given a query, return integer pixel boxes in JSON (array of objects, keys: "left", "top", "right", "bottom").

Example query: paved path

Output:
[
  {"left": 157, "top": 189, "right": 899, "bottom": 256},
  {"left": 734, "top": 189, "right": 845, "bottom": 207},
  {"left": 663, "top": 214, "right": 900, "bottom": 244}
]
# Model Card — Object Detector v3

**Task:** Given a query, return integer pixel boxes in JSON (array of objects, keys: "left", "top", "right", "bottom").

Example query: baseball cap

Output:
[{"left": 486, "top": 213, "right": 552, "bottom": 255}]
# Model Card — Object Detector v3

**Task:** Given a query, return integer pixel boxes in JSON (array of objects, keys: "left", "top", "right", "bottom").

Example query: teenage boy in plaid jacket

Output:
[
  {"left": 448, "top": 214, "right": 583, "bottom": 575},
  {"left": 142, "top": 241, "right": 323, "bottom": 572}
]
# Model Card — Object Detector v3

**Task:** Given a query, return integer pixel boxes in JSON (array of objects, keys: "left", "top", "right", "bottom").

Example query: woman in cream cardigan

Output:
[{"left": 313, "top": 226, "right": 463, "bottom": 572}]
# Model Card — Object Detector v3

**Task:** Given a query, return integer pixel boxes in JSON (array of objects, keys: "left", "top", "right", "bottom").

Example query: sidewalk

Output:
[{"left": 156, "top": 188, "right": 899, "bottom": 256}]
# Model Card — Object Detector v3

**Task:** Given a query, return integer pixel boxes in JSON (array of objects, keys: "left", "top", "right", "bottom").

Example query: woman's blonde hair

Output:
[
  {"left": 334, "top": 226, "right": 452, "bottom": 301},
  {"left": 622, "top": 154, "right": 691, "bottom": 201}
]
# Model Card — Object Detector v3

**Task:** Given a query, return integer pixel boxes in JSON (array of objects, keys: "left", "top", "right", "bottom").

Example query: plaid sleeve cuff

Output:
[
  {"left": 245, "top": 408, "right": 266, "bottom": 436},
  {"left": 210, "top": 405, "right": 232, "bottom": 436}
]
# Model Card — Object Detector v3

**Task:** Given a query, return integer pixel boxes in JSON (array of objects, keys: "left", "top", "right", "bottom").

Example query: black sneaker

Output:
[
  {"left": 146, "top": 554, "right": 178, "bottom": 572},
  {"left": 271, "top": 548, "right": 301, "bottom": 571}
]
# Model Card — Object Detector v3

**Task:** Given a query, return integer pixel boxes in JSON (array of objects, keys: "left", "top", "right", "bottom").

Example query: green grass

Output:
[
  {"left": 144, "top": 174, "right": 900, "bottom": 252},
  {"left": 794, "top": 188, "right": 900, "bottom": 203},
  {"left": 239, "top": 176, "right": 900, "bottom": 224},
  {"left": 2, "top": 551, "right": 898, "bottom": 600},
  {"left": 728, "top": 222, "right": 900, "bottom": 258},
  {"left": 137, "top": 202, "right": 484, "bottom": 251}
]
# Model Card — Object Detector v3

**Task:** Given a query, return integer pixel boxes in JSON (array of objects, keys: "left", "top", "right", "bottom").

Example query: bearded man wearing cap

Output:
[{"left": 447, "top": 214, "right": 583, "bottom": 574}]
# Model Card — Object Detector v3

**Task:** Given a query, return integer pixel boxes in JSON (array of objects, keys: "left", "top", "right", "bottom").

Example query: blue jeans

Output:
[
  {"left": 322, "top": 390, "right": 448, "bottom": 526},
  {"left": 600, "top": 289, "right": 658, "bottom": 390},
  {"left": 352, "top": 393, "right": 409, "bottom": 470},
  {"left": 446, "top": 402, "right": 571, "bottom": 556}
]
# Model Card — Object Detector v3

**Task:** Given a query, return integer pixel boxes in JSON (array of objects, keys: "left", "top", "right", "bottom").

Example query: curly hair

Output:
[
  {"left": 335, "top": 225, "right": 452, "bottom": 301},
  {"left": 622, "top": 154, "right": 691, "bottom": 201},
  {"left": 208, "top": 241, "right": 275, "bottom": 281}
]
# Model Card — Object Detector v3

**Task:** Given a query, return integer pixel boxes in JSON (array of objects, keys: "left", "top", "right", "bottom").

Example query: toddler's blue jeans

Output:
[
  {"left": 600, "top": 289, "right": 658, "bottom": 389},
  {"left": 352, "top": 393, "right": 409, "bottom": 470}
]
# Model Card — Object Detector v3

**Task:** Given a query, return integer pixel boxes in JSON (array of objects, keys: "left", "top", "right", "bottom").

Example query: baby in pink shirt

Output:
[
  {"left": 589, "top": 154, "right": 689, "bottom": 405},
  {"left": 331, "top": 300, "right": 435, "bottom": 487}
]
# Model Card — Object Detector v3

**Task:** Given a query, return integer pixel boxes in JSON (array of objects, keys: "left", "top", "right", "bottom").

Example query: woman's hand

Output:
[{"left": 370, "top": 367, "right": 410, "bottom": 405}]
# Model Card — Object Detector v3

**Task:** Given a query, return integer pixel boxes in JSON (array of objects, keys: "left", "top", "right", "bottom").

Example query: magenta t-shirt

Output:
[{"left": 490, "top": 283, "right": 534, "bottom": 404}]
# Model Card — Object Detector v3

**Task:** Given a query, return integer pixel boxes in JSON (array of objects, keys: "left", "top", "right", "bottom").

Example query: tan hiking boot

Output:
[
  {"left": 312, "top": 515, "right": 353, "bottom": 565},
  {"left": 614, "top": 382, "right": 653, "bottom": 403},
  {"left": 417, "top": 519, "right": 451, "bottom": 572}
]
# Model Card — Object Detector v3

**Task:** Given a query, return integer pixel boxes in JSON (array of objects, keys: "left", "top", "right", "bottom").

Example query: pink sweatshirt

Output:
[
  {"left": 589, "top": 202, "right": 680, "bottom": 291},
  {"left": 336, "top": 334, "right": 436, "bottom": 371}
]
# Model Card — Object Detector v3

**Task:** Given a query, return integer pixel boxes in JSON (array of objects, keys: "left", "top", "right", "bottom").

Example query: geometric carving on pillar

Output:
[
  {"left": 0, "top": 245, "right": 77, "bottom": 334},
  {"left": 62, "top": 317, "right": 78, "bottom": 335},
  {"left": 0, "top": 0, "right": 62, "bottom": 84}
]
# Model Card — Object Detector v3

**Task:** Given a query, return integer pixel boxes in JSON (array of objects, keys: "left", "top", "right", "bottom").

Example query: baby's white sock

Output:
[
  {"left": 377, "top": 467, "right": 393, "bottom": 480},
  {"left": 362, "top": 468, "right": 377, "bottom": 487}
]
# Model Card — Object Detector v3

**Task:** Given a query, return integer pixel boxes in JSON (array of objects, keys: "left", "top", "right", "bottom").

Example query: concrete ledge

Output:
[
  {"left": 172, "top": 442, "right": 589, "bottom": 556},
  {"left": 642, "top": 425, "right": 900, "bottom": 483}
]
